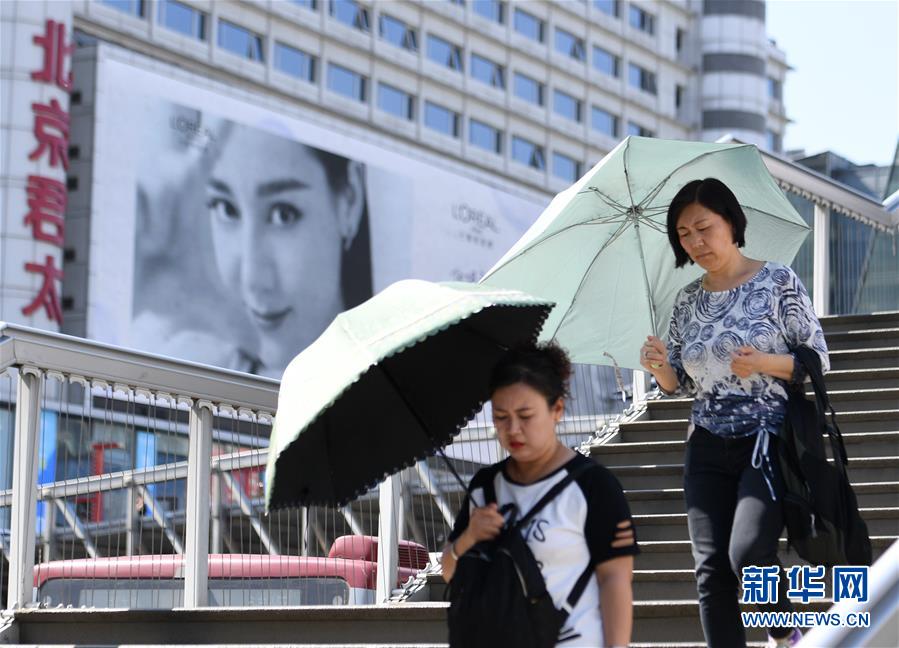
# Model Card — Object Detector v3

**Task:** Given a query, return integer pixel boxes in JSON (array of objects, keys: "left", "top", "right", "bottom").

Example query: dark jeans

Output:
[{"left": 684, "top": 426, "right": 793, "bottom": 648}]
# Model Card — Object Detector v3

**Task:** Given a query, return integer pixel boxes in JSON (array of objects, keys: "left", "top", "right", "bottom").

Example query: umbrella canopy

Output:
[
  {"left": 480, "top": 136, "right": 810, "bottom": 371},
  {"left": 265, "top": 280, "right": 554, "bottom": 510}
]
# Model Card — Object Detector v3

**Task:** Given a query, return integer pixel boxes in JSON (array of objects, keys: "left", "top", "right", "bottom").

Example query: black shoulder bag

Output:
[{"left": 778, "top": 345, "right": 872, "bottom": 566}]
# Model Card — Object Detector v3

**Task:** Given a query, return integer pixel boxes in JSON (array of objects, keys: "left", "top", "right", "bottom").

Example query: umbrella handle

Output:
[{"left": 436, "top": 446, "right": 479, "bottom": 505}]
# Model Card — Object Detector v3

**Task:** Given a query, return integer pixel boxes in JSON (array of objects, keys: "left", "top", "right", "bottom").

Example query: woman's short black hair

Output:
[
  {"left": 488, "top": 341, "right": 572, "bottom": 406},
  {"left": 666, "top": 178, "right": 747, "bottom": 268}
]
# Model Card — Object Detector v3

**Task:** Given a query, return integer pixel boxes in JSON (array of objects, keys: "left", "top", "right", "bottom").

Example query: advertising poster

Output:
[{"left": 88, "top": 53, "right": 546, "bottom": 378}]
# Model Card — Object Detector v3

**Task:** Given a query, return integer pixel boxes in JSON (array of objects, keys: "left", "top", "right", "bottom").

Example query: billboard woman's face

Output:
[{"left": 206, "top": 125, "right": 363, "bottom": 374}]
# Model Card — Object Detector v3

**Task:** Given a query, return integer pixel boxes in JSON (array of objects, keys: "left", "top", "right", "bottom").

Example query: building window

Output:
[
  {"left": 290, "top": 0, "right": 318, "bottom": 9},
  {"left": 427, "top": 34, "right": 463, "bottom": 72},
  {"left": 378, "top": 83, "right": 415, "bottom": 120},
  {"left": 629, "top": 5, "right": 655, "bottom": 35},
  {"left": 101, "top": 0, "right": 144, "bottom": 17},
  {"left": 768, "top": 77, "right": 783, "bottom": 100},
  {"left": 330, "top": 0, "right": 370, "bottom": 32},
  {"left": 379, "top": 14, "right": 418, "bottom": 52},
  {"left": 554, "top": 27, "right": 585, "bottom": 61},
  {"left": 594, "top": 0, "right": 619, "bottom": 17},
  {"left": 471, "top": 53, "right": 505, "bottom": 89},
  {"left": 158, "top": 0, "right": 205, "bottom": 39},
  {"left": 553, "top": 89, "right": 582, "bottom": 122},
  {"left": 766, "top": 130, "right": 782, "bottom": 152},
  {"left": 218, "top": 20, "right": 264, "bottom": 62},
  {"left": 472, "top": 0, "right": 504, "bottom": 24},
  {"left": 513, "top": 8, "right": 544, "bottom": 42},
  {"left": 675, "top": 84, "right": 684, "bottom": 109},
  {"left": 592, "top": 46, "right": 619, "bottom": 77},
  {"left": 628, "top": 63, "right": 657, "bottom": 94},
  {"left": 627, "top": 121, "right": 654, "bottom": 137},
  {"left": 469, "top": 119, "right": 503, "bottom": 154},
  {"left": 513, "top": 72, "right": 544, "bottom": 106},
  {"left": 512, "top": 136, "right": 546, "bottom": 170},
  {"left": 553, "top": 152, "right": 581, "bottom": 182},
  {"left": 591, "top": 106, "right": 618, "bottom": 137},
  {"left": 274, "top": 42, "right": 316, "bottom": 82},
  {"left": 676, "top": 27, "right": 686, "bottom": 53},
  {"left": 424, "top": 101, "right": 460, "bottom": 138},
  {"left": 327, "top": 63, "right": 367, "bottom": 101}
]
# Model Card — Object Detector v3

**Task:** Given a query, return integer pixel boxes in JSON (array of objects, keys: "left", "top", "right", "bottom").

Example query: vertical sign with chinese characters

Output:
[{"left": 0, "top": 1, "right": 73, "bottom": 330}]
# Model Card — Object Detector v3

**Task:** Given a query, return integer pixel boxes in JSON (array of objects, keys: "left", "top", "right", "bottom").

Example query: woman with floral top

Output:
[{"left": 639, "top": 178, "right": 829, "bottom": 648}]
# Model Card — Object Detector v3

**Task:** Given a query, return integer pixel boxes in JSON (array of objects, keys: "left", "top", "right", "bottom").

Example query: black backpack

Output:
[
  {"left": 447, "top": 461, "right": 595, "bottom": 648},
  {"left": 778, "top": 345, "right": 872, "bottom": 566}
]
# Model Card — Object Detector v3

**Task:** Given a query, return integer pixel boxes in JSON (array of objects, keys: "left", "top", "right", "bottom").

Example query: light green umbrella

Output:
[
  {"left": 265, "top": 279, "right": 553, "bottom": 510},
  {"left": 480, "top": 136, "right": 810, "bottom": 371}
]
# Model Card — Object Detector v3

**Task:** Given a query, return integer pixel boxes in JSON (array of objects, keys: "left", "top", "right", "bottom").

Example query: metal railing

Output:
[{"left": 0, "top": 322, "right": 628, "bottom": 611}]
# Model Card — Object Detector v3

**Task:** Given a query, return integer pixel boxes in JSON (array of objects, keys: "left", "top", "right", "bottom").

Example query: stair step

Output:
[
  {"left": 634, "top": 536, "right": 896, "bottom": 571},
  {"left": 644, "top": 388, "right": 899, "bottom": 422},
  {"left": 828, "top": 347, "right": 899, "bottom": 370},
  {"left": 608, "top": 456, "right": 899, "bottom": 491},
  {"left": 634, "top": 569, "right": 699, "bottom": 600},
  {"left": 625, "top": 481, "right": 899, "bottom": 514},
  {"left": 821, "top": 311, "right": 899, "bottom": 334},
  {"left": 822, "top": 367, "right": 899, "bottom": 390},
  {"left": 630, "top": 599, "right": 836, "bottom": 643},
  {"left": 621, "top": 411, "right": 899, "bottom": 441},
  {"left": 632, "top": 507, "right": 899, "bottom": 542},
  {"left": 601, "top": 431, "right": 899, "bottom": 466},
  {"left": 825, "top": 327, "right": 899, "bottom": 350}
]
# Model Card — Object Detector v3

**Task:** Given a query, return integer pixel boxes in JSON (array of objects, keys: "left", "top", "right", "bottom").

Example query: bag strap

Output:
[
  {"left": 558, "top": 563, "right": 595, "bottom": 621},
  {"left": 792, "top": 346, "right": 849, "bottom": 470},
  {"left": 513, "top": 460, "right": 594, "bottom": 531}
]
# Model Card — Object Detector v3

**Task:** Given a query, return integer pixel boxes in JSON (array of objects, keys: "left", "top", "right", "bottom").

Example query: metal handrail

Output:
[{"left": 0, "top": 322, "right": 279, "bottom": 413}]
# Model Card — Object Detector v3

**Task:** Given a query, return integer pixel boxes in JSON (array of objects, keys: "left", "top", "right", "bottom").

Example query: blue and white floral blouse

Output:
[{"left": 665, "top": 261, "right": 830, "bottom": 439}]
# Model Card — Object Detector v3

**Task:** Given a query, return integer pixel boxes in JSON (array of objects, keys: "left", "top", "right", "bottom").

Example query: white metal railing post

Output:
[
  {"left": 184, "top": 398, "right": 214, "bottom": 608},
  {"left": 376, "top": 475, "right": 401, "bottom": 603},
  {"left": 7, "top": 367, "right": 44, "bottom": 609},
  {"left": 632, "top": 370, "right": 648, "bottom": 404},
  {"left": 813, "top": 202, "right": 831, "bottom": 316}
]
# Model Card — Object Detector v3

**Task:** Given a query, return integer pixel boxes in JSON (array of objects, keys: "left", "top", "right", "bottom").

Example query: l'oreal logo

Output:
[
  {"left": 452, "top": 203, "right": 499, "bottom": 234},
  {"left": 169, "top": 115, "right": 217, "bottom": 149}
]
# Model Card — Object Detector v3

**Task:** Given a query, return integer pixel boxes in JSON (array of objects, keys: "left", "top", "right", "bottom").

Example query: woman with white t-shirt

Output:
[{"left": 441, "top": 342, "right": 638, "bottom": 647}]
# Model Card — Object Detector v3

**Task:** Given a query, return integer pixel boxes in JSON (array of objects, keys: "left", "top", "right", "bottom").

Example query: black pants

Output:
[{"left": 684, "top": 426, "right": 793, "bottom": 648}]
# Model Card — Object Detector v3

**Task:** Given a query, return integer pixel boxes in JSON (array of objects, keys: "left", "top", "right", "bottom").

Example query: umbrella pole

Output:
[{"left": 375, "top": 365, "right": 472, "bottom": 495}]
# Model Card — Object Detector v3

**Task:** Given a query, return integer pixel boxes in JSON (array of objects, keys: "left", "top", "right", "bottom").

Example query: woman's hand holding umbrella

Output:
[
  {"left": 640, "top": 336, "right": 679, "bottom": 393},
  {"left": 442, "top": 503, "right": 505, "bottom": 581}
]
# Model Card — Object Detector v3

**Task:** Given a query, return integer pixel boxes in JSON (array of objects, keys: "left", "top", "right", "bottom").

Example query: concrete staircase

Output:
[{"left": 595, "top": 311, "right": 899, "bottom": 647}]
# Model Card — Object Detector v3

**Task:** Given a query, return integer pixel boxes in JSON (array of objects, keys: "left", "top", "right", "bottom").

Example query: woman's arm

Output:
[
  {"left": 731, "top": 348, "right": 794, "bottom": 381},
  {"left": 596, "top": 555, "right": 634, "bottom": 648}
]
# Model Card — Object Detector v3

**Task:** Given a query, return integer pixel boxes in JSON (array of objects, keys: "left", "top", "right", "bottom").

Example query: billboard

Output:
[{"left": 88, "top": 52, "right": 547, "bottom": 378}]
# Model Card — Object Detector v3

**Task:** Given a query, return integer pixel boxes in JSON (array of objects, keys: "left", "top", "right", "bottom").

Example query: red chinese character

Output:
[
  {"left": 22, "top": 255, "right": 64, "bottom": 323},
  {"left": 31, "top": 19, "right": 73, "bottom": 92},
  {"left": 24, "top": 175, "right": 66, "bottom": 247},
  {"left": 28, "top": 99, "right": 70, "bottom": 170}
]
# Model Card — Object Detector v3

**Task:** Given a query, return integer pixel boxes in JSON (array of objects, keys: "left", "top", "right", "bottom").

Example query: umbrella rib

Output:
[
  {"left": 374, "top": 364, "right": 470, "bottom": 494},
  {"left": 482, "top": 219, "right": 623, "bottom": 281},
  {"left": 582, "top": 186, "right": 631, "bottom": 212},
  {"left": 636, "top": 144, "right": 753, "bottom": 211}
]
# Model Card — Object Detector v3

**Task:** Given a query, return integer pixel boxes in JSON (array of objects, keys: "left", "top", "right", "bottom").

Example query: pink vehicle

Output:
[{"left": 34, "top": 535, "right": 430, "bottom": 608}]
